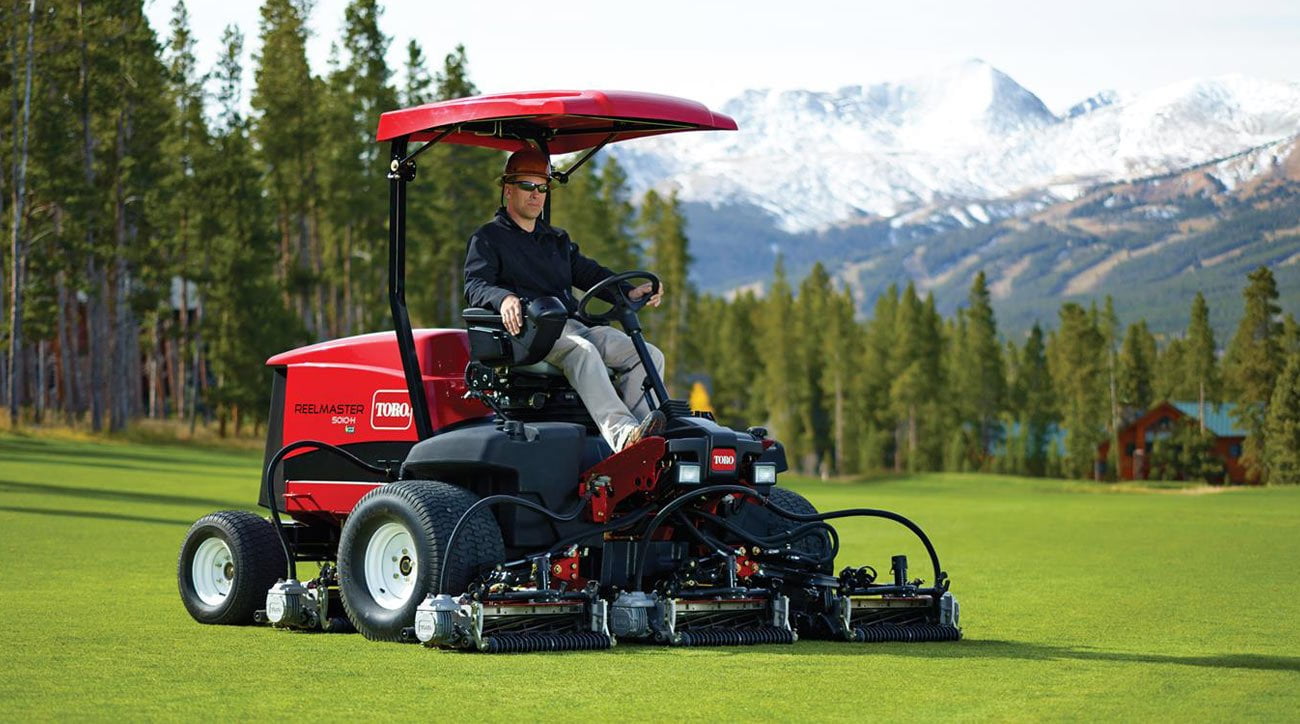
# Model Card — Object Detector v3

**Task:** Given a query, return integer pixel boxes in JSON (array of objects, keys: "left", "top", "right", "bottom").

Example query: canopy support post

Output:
[{"left": 388, "top": 137, "right": 435, "bottom": 440}]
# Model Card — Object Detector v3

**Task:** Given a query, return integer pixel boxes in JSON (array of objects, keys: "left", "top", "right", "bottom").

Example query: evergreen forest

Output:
[{"left": 3, "top": 0, "right": 1299, "bottom": 483}]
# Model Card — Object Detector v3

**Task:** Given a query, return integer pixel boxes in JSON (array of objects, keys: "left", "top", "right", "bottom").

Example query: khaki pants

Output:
[{"left": 544, "top": 319, "right": 666, "bottom": 450}]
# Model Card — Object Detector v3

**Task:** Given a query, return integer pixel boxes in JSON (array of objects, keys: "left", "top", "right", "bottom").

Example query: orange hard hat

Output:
[{"left": 502, "top": 148, "right": 552, "bottom": 181}]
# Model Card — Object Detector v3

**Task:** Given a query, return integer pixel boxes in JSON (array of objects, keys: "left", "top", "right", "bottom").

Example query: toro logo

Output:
[
  {"left": 370, "top": 389, "right": 413, "bottom": 431},
  {"left": 710, "top": 448, "right": 737, "bottom": 472}
]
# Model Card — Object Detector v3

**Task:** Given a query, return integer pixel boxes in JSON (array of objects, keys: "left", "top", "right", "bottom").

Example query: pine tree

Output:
[
  {"left": 401, "top": 40, "right": 433, "bottom": 106},
  {"left": 1154, "top": 337, "right": 1188, "bottom": 401},
  {"left": 759, "top": 258, "right": 800, "bottom": 461},
  {"left": 638, "top": 189, "right": 692, "bottom": 396},
  {"left": 1118, "top": 320, "right": 1156, "bottom": 411},
  {"left": 820, "top": 285, "right": 859, "bottom": 474},
  {"left": 1013, "top": 323, "right": 1056, "bottom": 476},
  {"left": 859, "top": 285, "right": 899, "bottom": 470},
  {"left": 1224, "top": 266, "right": 1283, "bottom": 482},
  {"left": 252, "top": 0, "right": 320, "bottom": 333},
  {"left": 1186, "top": 292, "right": 1220, "bottom": 429},
  {"left": 794, "top": 263, "right": 833, "bottom": 472},
  {"left": 426, "top": 45, "right": 496, "bottom": 326},
  {"left": 205, "top": 24, "right": 301, "bottom": 434},
  {"left": 1098, "top": 297, "right": 1121, "bottom": 480},
  {"left": 1263, "top": 350, "right": 1300, "bottom": 484},
  {"left": 1049, "top": 303, "right": 1106, "bottom": 479},
  {"left": 956, "top": 270, "right": 1005, "bottom": 460},
  {"left": 889, "top": 284, "right": 943, "bottom": 473}
]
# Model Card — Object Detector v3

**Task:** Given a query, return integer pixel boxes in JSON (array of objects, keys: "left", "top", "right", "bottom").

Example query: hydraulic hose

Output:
[
  {"left": 543, "top": 503, "right": 656, "bottom": 555},
  {"left": 436, "top": 492, "right": 593, "bottom": 596},
  {"left": 630, "top": 485, "right": 947, "bottom": 592},
  {"left": 631, "top": 485, "right": 762, "bottom": 590},
  {"left": 689, "top": 508, "right": 841, "bottom": 564},
  {"left": 761, "top": 501, "right": 945, "bottom": 592},
  {"left": 262, "top": 440, "right": 395, "bottom": 580}
]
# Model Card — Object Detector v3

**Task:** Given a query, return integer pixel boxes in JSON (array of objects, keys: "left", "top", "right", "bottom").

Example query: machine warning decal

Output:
[{"left": 371, "top": 389, "right": 413, "bottom": 431}]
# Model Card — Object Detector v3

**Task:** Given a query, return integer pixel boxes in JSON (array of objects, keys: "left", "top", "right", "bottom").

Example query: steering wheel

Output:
[{"left": 575, "top": 270, "right": 661, "bottom": 326}]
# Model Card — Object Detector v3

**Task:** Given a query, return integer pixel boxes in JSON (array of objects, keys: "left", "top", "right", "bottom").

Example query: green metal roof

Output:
[{"left": 1170, "top": 402, "right": 1248, "bottom": 437}]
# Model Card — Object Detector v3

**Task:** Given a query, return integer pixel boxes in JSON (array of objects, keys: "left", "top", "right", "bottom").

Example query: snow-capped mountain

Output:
[{"left": 612, "top": 60, "right": 1300, "bottom": 234}]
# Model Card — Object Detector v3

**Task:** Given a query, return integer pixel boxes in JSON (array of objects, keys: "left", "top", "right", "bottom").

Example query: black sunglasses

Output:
[{"left": 509, "top": 180, "right": 551, "bottom": 194}]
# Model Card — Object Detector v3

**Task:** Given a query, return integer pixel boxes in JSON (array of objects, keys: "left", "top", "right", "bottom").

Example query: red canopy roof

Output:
[{"left": 375, "top": 90, "right": 737, "bottom": 153}]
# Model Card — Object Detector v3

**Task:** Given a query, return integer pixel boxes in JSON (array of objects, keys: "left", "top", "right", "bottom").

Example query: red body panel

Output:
[
  {"left": 267, "top": 329, "right": 489, "bottom": 457},
  {"left": 375, "top": 89, "right": 737, "bottom": 151},
  {"left": 284, "top": 480, "right": 383, "bottom": 515}
]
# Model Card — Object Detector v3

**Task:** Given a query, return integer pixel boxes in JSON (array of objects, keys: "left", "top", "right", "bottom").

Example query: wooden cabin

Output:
[{"left": 1097, "top": 401, "right": 1247, "bottom": 484}]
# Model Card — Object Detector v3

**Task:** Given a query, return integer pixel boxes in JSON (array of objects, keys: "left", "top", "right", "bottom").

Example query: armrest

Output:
[
  {"left": 462, "top": 297, "right": 568, "bottom": 366},
  {"left": 462, "top": 307, "right": 502, "bottom": 325}
]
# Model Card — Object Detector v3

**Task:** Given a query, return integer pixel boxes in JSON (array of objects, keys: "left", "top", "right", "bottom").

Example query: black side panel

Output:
[
  {"left": 258, "top": 367, "right": 287, "bottom": 508},
  {"left": 400, "top": 421, "right": 594, "bottom": 549}
]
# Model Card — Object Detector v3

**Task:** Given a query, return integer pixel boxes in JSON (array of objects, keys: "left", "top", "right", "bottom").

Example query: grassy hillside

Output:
[{"left": 1, "top": 433, "right": 1298, "bottom": 719}]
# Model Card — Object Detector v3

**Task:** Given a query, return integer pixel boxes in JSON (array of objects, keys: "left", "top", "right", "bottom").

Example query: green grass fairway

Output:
[{"left": 2, "top": 434, "right": 1298, "bottom": 720}]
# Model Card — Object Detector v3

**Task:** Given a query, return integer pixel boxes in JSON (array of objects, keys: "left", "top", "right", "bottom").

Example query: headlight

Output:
[
  {"left": 753, "top": 463, "right": 777, "bottom": 484},
  {"left": 677, "top": 463, "right": 702, "bottom": 484}
]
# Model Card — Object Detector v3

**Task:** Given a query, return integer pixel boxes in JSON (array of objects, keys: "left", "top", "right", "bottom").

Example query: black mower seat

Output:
[
  {"left": 513, "top": 360, "right": 566, "bottom": 376},
  {"left": 462, "top": 297, "right": 600, "bottom": 431}
]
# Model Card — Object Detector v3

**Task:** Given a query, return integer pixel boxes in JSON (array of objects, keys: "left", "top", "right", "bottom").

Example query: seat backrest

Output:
[{"left": 463, "top": 296, "right": 568, "bottom": 367}]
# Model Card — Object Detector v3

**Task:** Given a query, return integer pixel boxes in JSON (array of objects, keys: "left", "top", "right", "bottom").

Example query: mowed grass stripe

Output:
[{"left": 1, "top": 434, "right": 1297, "bottom": 720}]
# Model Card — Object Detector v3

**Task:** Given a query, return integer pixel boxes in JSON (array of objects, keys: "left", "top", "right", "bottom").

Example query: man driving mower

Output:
[{"left": 464, "top": 147, "right": 667, "bottom": 451}]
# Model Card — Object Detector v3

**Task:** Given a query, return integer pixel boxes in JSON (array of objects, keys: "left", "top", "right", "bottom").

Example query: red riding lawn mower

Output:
[{"left": 177, "top": 90, "right": 961, "bottom": 652}]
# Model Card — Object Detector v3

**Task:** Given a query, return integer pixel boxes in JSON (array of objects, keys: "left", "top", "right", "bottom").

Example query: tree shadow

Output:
[
  {"left": 0, "top": 505, "right": 196, "bottom": 527},
  {"left": 780, "top": 638, "right": 1300, "bottom": 672},
  {"left": 0, "top": 437, "right": 255, "bottom": 469},
  {"left": 0, "top": 479, "right": 245, "bottom": 510}
]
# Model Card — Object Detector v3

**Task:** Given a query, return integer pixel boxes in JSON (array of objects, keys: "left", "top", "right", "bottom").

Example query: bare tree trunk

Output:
[
  {"left": 148, "top": 316, "right": 161, "bottom": 417},
  {"left": 178, "top": 262, "right": 189, "bottom": 421},
  {"left": 77, "top": 0, "right": 105, "bottom": 432},
  {"left": 7, "top": 0, "right": 35, "bottom": 427},
  {"left": 56, "top": 275, "right": 71, "bottom": 417},
  {"left": 833, "top": 375, "right": 844, "bottom": 474},
  {"left": 1198, "top": 379, "right": 1206, "bottom": 434},
  {"left": 893, "top": 423, "right": 904, "bottom": 474},
  {"left": 342, "top": 223, "right": 352, "bottom": 336},
  {"left": 108, "top": 115, "right": 127, "bottom": 432},
  {"left": 908, "top": 404, "right": 918, "bottom": 473},
  {"left": 88, "top": 261, "right": 107, "bottom": 431},
  {"left": 163, "top": 329, "right": 175, "bottom": 417},
  {"left": 34, "top": 338, "right": 45, "bottom": 423}
]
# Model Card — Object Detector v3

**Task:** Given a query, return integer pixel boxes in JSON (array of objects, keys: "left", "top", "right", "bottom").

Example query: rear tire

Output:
[
  {"left": 337, "top": 481, "right": 504, "bottom": 642},
  {"left": 178, "top": 511, "right": 286, "bottom": 625}
]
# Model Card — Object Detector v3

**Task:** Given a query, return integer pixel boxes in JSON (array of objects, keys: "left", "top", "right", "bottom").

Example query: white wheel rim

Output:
[
  {"left": 192, "top": 537, "right": 235, "bottom": 606},
  {"left": 364, "top": 522, "right": 418, "bottom": 610}
]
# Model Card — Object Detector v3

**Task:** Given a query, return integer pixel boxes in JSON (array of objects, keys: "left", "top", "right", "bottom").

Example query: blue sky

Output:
[{"left": 146, "top": 0, "right": 1300, "bottom": 113}]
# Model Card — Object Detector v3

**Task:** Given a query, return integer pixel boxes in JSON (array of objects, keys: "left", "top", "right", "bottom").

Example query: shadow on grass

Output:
[
  {"left": 0, "top": 505, "right": 196, "bottom": 526},
  {"left": 0, "top": 437, "right": 255, "bottom": 469},
  {"left": 0, "top": 479, "right": 245, "bottom": 510},
  {"left": 773, "top": 639, "right": 1300, "bottom": 672}
]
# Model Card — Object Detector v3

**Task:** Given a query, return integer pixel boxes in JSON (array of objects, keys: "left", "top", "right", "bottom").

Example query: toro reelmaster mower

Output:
[{"left": 177, "top": 90, "right": 961, "bottom": 653}]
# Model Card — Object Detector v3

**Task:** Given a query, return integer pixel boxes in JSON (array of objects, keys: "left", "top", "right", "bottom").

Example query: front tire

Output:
[
  {"left": 732, "top": 487, "right": 835, "bottom": 572},
  {"left": 337, "top": 481, "right": 504, "bottom": 642},
  {"left": 178, "top": 511, "right": 286, "bottom": 625}
]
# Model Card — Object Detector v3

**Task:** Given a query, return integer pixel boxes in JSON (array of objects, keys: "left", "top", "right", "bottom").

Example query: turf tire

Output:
[
  {"left": 337, "top": 481, "right": 504, "bottom": 642},
  {"left": 178, "top": 510, "right": 287, "bottom": 625}
]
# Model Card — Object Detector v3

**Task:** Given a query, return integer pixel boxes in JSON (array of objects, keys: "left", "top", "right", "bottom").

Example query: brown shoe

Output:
[{"left": 621, "top": 410, "right": 666, "bottom": 450}]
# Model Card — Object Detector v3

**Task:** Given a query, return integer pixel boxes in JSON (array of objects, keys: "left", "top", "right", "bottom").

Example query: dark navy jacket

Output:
[{"left": 463, "top": 208, "right": 618, "bottom": 320}]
